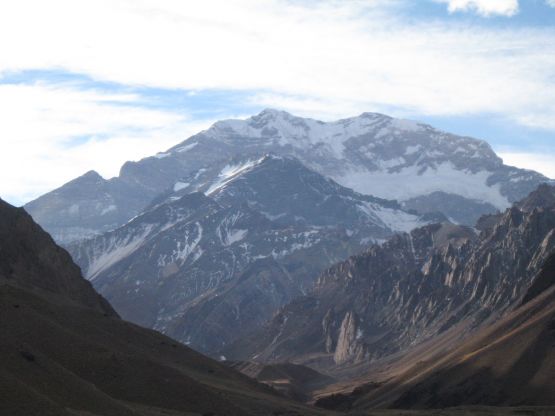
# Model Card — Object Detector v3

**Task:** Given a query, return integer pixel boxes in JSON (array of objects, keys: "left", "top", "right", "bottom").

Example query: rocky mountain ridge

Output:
[
  {"left": 325, "top": 258, "right": 555, "bottom": 411},
  {"left": 68, "top": 155, "right": 430, "bottom": 355},
  {"left": 25, "top": 109, "right": 550, "bottom": 243},
  {"left": 224, "top": 184, "right": 555, "bottom": 373}
]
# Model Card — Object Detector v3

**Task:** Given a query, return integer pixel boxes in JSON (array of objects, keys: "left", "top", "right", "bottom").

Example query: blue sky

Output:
[{"left": 1, "top": 0, "right": 554, "bottom": 205}]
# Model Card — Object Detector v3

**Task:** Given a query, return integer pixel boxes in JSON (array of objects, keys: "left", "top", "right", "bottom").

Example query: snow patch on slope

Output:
[
  {"left": 174, "top": 181, "right": 190, "bottom": 192},
  {"left": 373, "top": 206, "right": 425, "bottom": 233},
  {"left": 215, "top": 211, "right": 250, "bottom": 246},
  {"left": 158, "top": 223, "right": 203, "bottom": 268},
  {"left": 224, "top": 229, "right": 248, "bottom": 246},
  {"left": 173, "top": 223, "right": 203, "bottom": 263},
  {"left": 176, "top": 142, "right": 198, "bottom": 152},
  {"left": 205, "top": 157, "right": 264, "bottom": 195},
  {"left": 271, "top": 230, "right": 321, "bottom": 259},
  {"left": 340, "top": 162, "right": 510, "bottom": 210},
  {"left": 86, "top": 224, "right": 155, "bottom": 280},
  {"left": 390, "top": 118, "right": 423, "bottom": 132},
  {"left": 100, "top": 205, "right": 117, "bottom": 215},
  {"left": 356, "top": 202, "right": 424, "bottom": 233}
]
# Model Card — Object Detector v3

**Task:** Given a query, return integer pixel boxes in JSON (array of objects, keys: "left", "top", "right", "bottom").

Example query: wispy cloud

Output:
[
  {"left": 0, "top": 0, "right": 554, "bottom": 202},
  {"left": 0, "top": 81, "right": 213, "bottom": 204},
  {"left": 1, "top": 1, "right": 553, "bottom": 123},
  {"left": 434, "top": 0, "right": 519, "bottom": 16},
  {"left": 498, "top": 152, "right": 555, "bottom": 179}
]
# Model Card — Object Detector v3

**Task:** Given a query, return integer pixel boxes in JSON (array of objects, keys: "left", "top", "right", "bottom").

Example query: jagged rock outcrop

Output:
[
  {"left": 316, "top": 278, "right": 555, "bottom": 410},
  {"left": 223, "top": 185, "right": 555, "bottom": 372},
  {"left": 522, "top": 251, "right": 555, "bottom": 305},
  {"left": 334, "top": 311, "right": 365, "bottom": 364}
]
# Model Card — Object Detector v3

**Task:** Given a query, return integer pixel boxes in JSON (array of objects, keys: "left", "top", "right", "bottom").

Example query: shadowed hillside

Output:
[{"left": 0, "top": 198, "right": 326, "bottom": 416}]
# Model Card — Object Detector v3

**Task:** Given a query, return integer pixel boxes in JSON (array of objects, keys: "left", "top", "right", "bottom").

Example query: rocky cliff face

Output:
[
  {"left": 25, "top": 109, "right": 550, "bottom": 243},
  {"left": 522, "top": 251, "right": 555, "bottom": 305},
  {"left": 224, "top": 185, "right": 555, "bottom": 371},
  {"left": 333, "top": 311, "right": 365, "bottom": 365}
]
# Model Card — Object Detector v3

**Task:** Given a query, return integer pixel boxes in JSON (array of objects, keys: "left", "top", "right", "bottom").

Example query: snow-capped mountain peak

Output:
[
  {"left": 186, "top": 109, "right": 545, "bottom": 224},
  {"left": 200, "top": 109, "right": 502, "bottom": 181},
  {"left": 26, "top": 109, "right": 550, "bottom": 243},
  {"left": 207, "top": 109, "right": 396, "bottom": 157}
]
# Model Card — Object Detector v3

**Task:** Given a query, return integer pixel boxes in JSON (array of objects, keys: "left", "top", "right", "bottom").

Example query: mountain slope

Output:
[
  {"left": 0, "top": 198, "right": 115, "bottom": 315},
  {"left": 25, "top": 109, "right": 550, "bottom": 243},
  {"left": 69, "top": 155, "right": 429, "bottom": 355},
  {"left": 314, "top": 283, "right": 555, "bottom": 411},
  {"left": 186, "top": 154, "right": 428, "bottom": 233},
  {"left": 338, "top": 254, "right": 555, "bottom": 410},
  {"left": 0, "top": 198, "right": 324, "bottom": 416},
  {"left": 389, "top": 285, "right": 555, "bottom": 409},
  {"left": 24, "top": 170, "right": 155, "bottom": 244},
  {"left": 224, "top": 184, "right": 555, "bottom": 373}
]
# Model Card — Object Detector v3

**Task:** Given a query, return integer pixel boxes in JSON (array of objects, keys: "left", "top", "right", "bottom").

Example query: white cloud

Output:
[
  {"left": 0, "top": 1, "right": 553, "bottom": 122},
  {"left": 498, "top": 152, "right": 555, "bottom": 179},
  {"left": 0, "top": 82, "right": 213, "bottom": 205},
  {"left": 435, "top": 0, "right": 519, "bottom": 16},
  {"left": 546, "top": 0, "right": 555, "bottom": 7}
]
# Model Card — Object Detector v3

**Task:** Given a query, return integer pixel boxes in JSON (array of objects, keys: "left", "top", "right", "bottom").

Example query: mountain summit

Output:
[{"left": 201, "top": 110, "right": 544, "bottom": 216}]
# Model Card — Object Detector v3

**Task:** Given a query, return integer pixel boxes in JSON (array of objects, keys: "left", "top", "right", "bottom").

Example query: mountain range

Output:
[
  {"left": 3, "top": 194, "right": 553, "bottom": 414},
  {"left": 224, "top": 185, "right": 555, "bottom": 373},
  {"left": 67, "top": 155, "right": 432, "bottom": 354},
  {"left": 14, "top": 109, "right": 555, "bottom": 414},
  {"left": 25, "top": 109, "right": 549, "bottom": 243}
]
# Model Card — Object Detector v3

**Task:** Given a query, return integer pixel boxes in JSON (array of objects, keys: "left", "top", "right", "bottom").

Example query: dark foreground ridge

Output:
[{"left": 0, "top": 198, "right": 324, "bottom": 416}]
